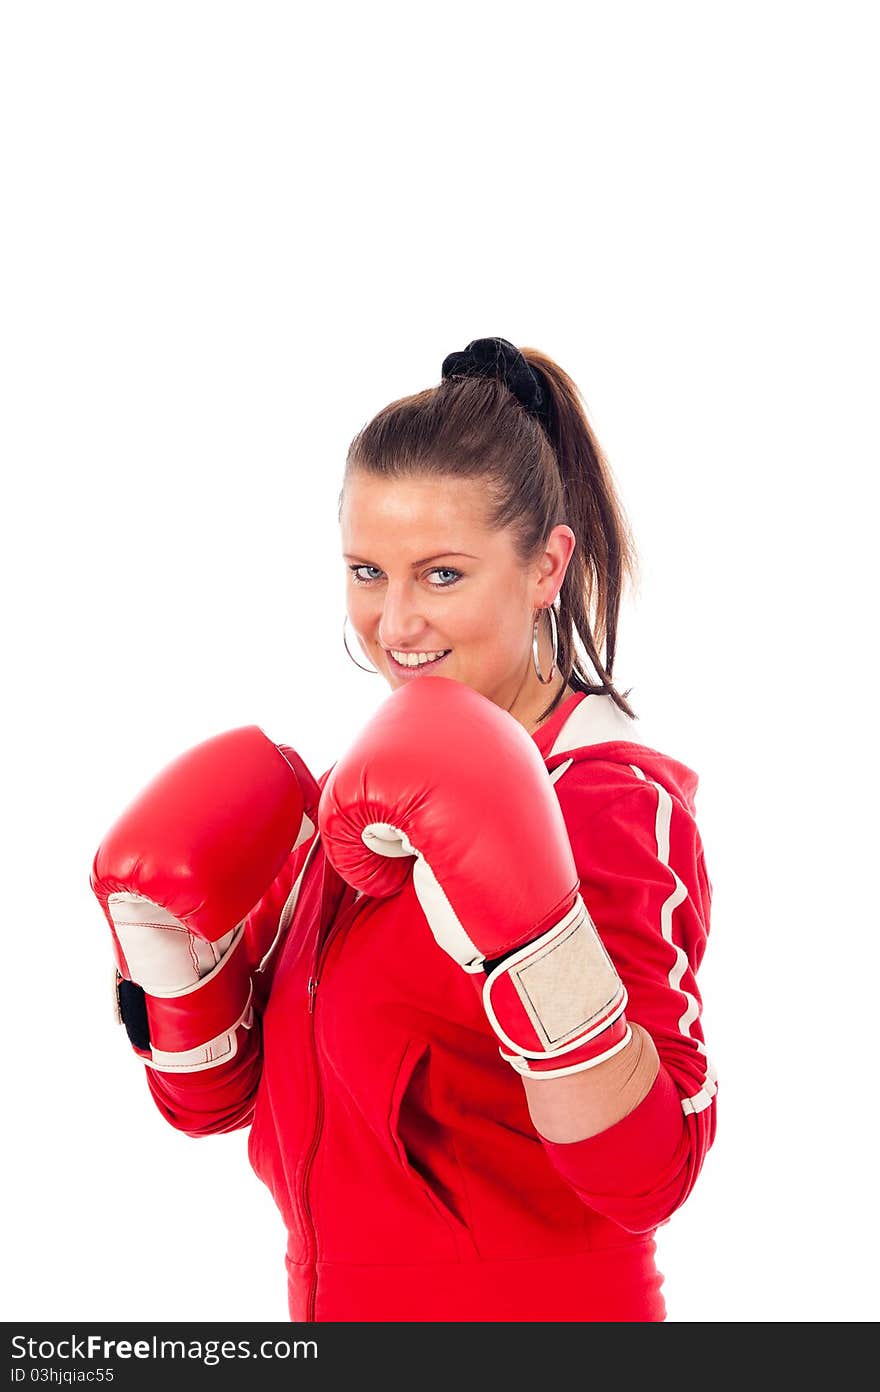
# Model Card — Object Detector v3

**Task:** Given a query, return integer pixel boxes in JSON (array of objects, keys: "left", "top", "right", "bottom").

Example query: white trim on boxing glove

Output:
[
  {"left": 109, "top": 892, "right": 237, "bottom": 994},
  {"left": 361, "top": 820, "right": 487, "bottom": 973},
  {"left": 108, "top": 893, "right": 254, "bottom": 1073},
  {"left": 499, "top": 1023, "right": 633, "bottom": 1078}
]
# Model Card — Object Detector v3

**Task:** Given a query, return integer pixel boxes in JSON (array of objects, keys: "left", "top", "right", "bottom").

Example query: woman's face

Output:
[{"left": 339, "top": 471, "right": 574, "bottom": 725}]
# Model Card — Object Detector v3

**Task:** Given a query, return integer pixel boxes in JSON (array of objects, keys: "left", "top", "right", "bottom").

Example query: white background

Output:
[{"left": 2, "top": 1, "right": 877, "bottom": 1325}]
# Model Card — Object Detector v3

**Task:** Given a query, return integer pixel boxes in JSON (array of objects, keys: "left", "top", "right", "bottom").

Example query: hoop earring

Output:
[
  {"left": 532, "top": 604, "right": 559, "bottom": 685},
  {"left": 343, "top": 616, "right": 379, "bottom": 674}
]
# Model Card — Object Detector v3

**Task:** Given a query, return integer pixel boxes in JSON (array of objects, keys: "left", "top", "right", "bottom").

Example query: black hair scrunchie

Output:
[{"left": 441, "top": 336, "right": 551, "bottom": 433}]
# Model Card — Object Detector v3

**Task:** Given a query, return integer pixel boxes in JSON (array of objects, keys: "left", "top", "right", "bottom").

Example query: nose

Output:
[{"left": 376, "top": 580, "right": 430, "bottom": 651}]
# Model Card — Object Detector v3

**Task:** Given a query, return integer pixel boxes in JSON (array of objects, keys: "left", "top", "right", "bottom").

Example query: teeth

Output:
[{"left": 390, "top": 649, "right": 449, "bottom": 667}]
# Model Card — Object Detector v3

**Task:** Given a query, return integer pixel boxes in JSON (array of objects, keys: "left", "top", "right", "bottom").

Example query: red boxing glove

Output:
[
  {"left": 90, "top": 726, "right": 319, "bottom": 1073},
  {"left": 318, "top": 677, "right": 630, "bottom": 1078}
]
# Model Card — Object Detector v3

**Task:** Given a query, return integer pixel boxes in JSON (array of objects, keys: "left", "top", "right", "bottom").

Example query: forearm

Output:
[{"left": 521, "top": 1022, "right": 659, "bottom": 1142}]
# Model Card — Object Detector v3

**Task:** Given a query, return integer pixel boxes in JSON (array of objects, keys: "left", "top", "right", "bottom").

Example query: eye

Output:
[
  {"left": 426, "top": 568, "right": 461, "bottom": 587},
  {"left": 348, "top": 565, "right": 383, "bottom": 584}
]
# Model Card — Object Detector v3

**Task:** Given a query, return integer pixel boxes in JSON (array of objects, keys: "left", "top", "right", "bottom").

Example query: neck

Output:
[{"left": 509, "top": 671, "right": 573, "bottom": 736}]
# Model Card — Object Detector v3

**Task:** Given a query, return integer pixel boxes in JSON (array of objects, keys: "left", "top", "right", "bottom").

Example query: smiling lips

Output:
[
  {"left": 386, "top": 648, "right": 452, "bottom": 674},
  {"left": 389, "top": 648, "right": 450, "bottom": 666}
]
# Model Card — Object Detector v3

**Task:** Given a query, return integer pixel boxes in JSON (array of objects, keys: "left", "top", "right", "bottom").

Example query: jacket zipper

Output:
[{"left": 299, "top": 852, "right": 360, "bottom": 1322}]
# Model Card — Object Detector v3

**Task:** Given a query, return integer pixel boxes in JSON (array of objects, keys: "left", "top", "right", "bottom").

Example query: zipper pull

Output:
[{"left": 307, "top": 976, "right": 318, "bottom": 1013}]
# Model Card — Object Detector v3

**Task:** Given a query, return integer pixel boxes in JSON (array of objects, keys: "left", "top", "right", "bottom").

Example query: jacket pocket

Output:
[{"left": 388, "top": 1037, "right": 472, "bottom": 1243}]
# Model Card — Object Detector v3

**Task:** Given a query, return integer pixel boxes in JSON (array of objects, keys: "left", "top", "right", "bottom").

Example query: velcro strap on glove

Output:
[{"left": 481, "top": 896, "right": 630, "bottom": 1078}]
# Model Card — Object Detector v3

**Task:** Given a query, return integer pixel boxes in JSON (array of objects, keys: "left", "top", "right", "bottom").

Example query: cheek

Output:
[
  {"left": 457, "top": 605, "right": 528, "bottom": 661},
  {"left": 346, "top": 589, "right": 378, "bottom": 632}
]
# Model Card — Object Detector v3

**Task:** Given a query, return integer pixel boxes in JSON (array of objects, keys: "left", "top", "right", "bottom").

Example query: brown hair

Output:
[{"left": 339, "top": 344, "right": 640, "bottom": 724}]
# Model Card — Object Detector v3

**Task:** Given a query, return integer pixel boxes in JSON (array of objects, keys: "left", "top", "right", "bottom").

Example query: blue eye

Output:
[{"left": 348, "top": 565, "right": 462, "bottom": 587}]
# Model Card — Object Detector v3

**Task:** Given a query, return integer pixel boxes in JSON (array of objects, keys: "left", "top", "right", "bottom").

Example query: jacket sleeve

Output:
[
  {"left": 143, "top": 813, "right": 322, "bottom": 1139},
  {"left": 537, "top": 765, "right": 717, "bottom": 1231}
]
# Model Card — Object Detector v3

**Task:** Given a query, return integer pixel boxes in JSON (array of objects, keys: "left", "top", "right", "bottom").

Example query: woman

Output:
[{"left": 91, "top": 336, "right": 716, "bottom": 1322}]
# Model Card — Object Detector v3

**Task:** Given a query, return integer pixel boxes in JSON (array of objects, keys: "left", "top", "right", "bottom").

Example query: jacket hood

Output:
[{"left": 533, "top": 691, "right": 700, "bottom": 813}]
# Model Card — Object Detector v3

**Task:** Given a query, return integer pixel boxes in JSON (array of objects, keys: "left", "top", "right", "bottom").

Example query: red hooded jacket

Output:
[{"left": 144, "top": 690, "right": 717, "bottom": 1322}]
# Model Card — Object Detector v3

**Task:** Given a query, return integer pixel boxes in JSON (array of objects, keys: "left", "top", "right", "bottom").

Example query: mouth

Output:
[{"left": 385, "top": 648, "right": 452, "bottom": 677}]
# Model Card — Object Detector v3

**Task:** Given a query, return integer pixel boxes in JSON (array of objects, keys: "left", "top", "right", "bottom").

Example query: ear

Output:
[{"left": 533, "top": 525, "right": 576, "bottom": 606}]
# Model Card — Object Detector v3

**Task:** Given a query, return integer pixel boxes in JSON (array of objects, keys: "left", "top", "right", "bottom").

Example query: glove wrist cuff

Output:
[
  {"left": 479, "top": 896, "right": 628, "bottom": 1073},
  {"left": 116, "top": 926, "right": 254, "bottom": 1073}
]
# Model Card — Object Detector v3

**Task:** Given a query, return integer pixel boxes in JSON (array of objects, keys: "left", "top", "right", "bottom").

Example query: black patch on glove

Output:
[{"left": 117, "top": 979, "right": 150, "bottom": 1053}]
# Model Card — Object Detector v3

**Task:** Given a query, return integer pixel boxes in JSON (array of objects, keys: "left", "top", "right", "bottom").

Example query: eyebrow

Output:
[{"left": 343, "top": 552, "right": 479, "bottom": 567}]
